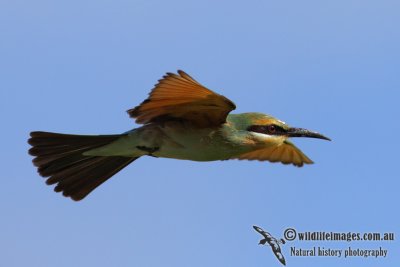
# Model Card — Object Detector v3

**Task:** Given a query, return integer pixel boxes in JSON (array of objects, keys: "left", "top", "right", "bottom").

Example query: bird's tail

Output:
[
  {"left": 28, "top": 131, "right": 138, "bottom": 201},
  {"left": 259, "top": 239, "right": 267, "bottom": 245}
]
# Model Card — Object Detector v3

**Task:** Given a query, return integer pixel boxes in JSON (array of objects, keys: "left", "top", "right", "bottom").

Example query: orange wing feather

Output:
[
  {"left": 128, "top": 70, "right": 236, "bottom": 128},
  {"left": 233, "top": 140, "right": 313, "bottom": 167}
]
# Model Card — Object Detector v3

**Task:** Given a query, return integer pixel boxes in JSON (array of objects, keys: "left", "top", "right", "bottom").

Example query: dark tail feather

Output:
[
  {"left": 28, "top": 131, "right": 138, "bottom": 201},
  {"left": 259, "top": 239, "right": 267, "bottom": 245}
]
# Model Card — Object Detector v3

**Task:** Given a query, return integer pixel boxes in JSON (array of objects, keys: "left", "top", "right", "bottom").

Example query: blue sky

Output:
[{"left": 1, "top": 1, "right": 399, "bottom": 266}]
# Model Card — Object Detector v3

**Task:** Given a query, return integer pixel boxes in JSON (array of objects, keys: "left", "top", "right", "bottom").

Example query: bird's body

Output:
[
  {"left": 84, "top": 113, "right": 278, "bottom": 161},
  {"left": 29, "top": 70, "right": 330, "bottom": 200}
]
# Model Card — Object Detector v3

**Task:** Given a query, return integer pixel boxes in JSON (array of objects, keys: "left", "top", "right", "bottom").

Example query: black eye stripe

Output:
[
  {"left": 247, "top": 124, "right": 285, "bottom": 135},
  {"left": 247, "top": 125, "right": 266, "bottom": 133}
]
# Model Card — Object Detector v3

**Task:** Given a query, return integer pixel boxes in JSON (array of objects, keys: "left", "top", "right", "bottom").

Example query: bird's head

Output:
[
  {"left": 231, "top": 113, "right": 330, "bottom": 145},
  {"left": 227, "top": 113, "right": 330, "bottom": 166}
]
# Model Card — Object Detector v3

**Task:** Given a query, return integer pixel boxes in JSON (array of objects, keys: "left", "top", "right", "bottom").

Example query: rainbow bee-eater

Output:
[{"left": 28, "top": 70, "right": 330, "bottom": 201}]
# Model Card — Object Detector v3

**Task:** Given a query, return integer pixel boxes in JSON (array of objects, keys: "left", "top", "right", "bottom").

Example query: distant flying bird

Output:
[
  {"left": 28, "top": 70, "right": 330, "bottom": 201},
  {"left": 253, "top": 225, "right": 286, "bottom": 265}
]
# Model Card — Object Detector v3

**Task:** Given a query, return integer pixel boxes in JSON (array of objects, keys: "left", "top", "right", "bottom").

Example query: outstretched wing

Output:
[
  {"left": 253, "top": 225, "right": 271, "bottom": 239},
  {"left": 270, "top": 243, "right": 286, "bottom": 266},
  {"left": 253, "top": 225, "right": 266, "bottom": 237},
  {"left": 233, "top": 140, "right": 313, "bottom": 167},
  {"left": 128, "top": 70, "right": 236, "bottom": 128}
]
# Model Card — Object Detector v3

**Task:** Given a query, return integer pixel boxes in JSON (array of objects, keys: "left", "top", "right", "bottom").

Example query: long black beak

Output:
[{"left": 287, "top": 128, "right": 331, "bottom": 141}]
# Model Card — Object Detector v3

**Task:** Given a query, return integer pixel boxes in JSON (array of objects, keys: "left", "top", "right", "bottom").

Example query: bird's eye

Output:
[{"left": 267, "top": 125, "right": 276, "bottom": 133}]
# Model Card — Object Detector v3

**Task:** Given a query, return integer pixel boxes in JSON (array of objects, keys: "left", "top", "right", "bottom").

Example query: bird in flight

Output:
[
  {"left": 253, "top": 225, "right": 286, "bottom": 265},
  {"left": 28, "top": 70, "right": 330, "bottom": 201}
]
